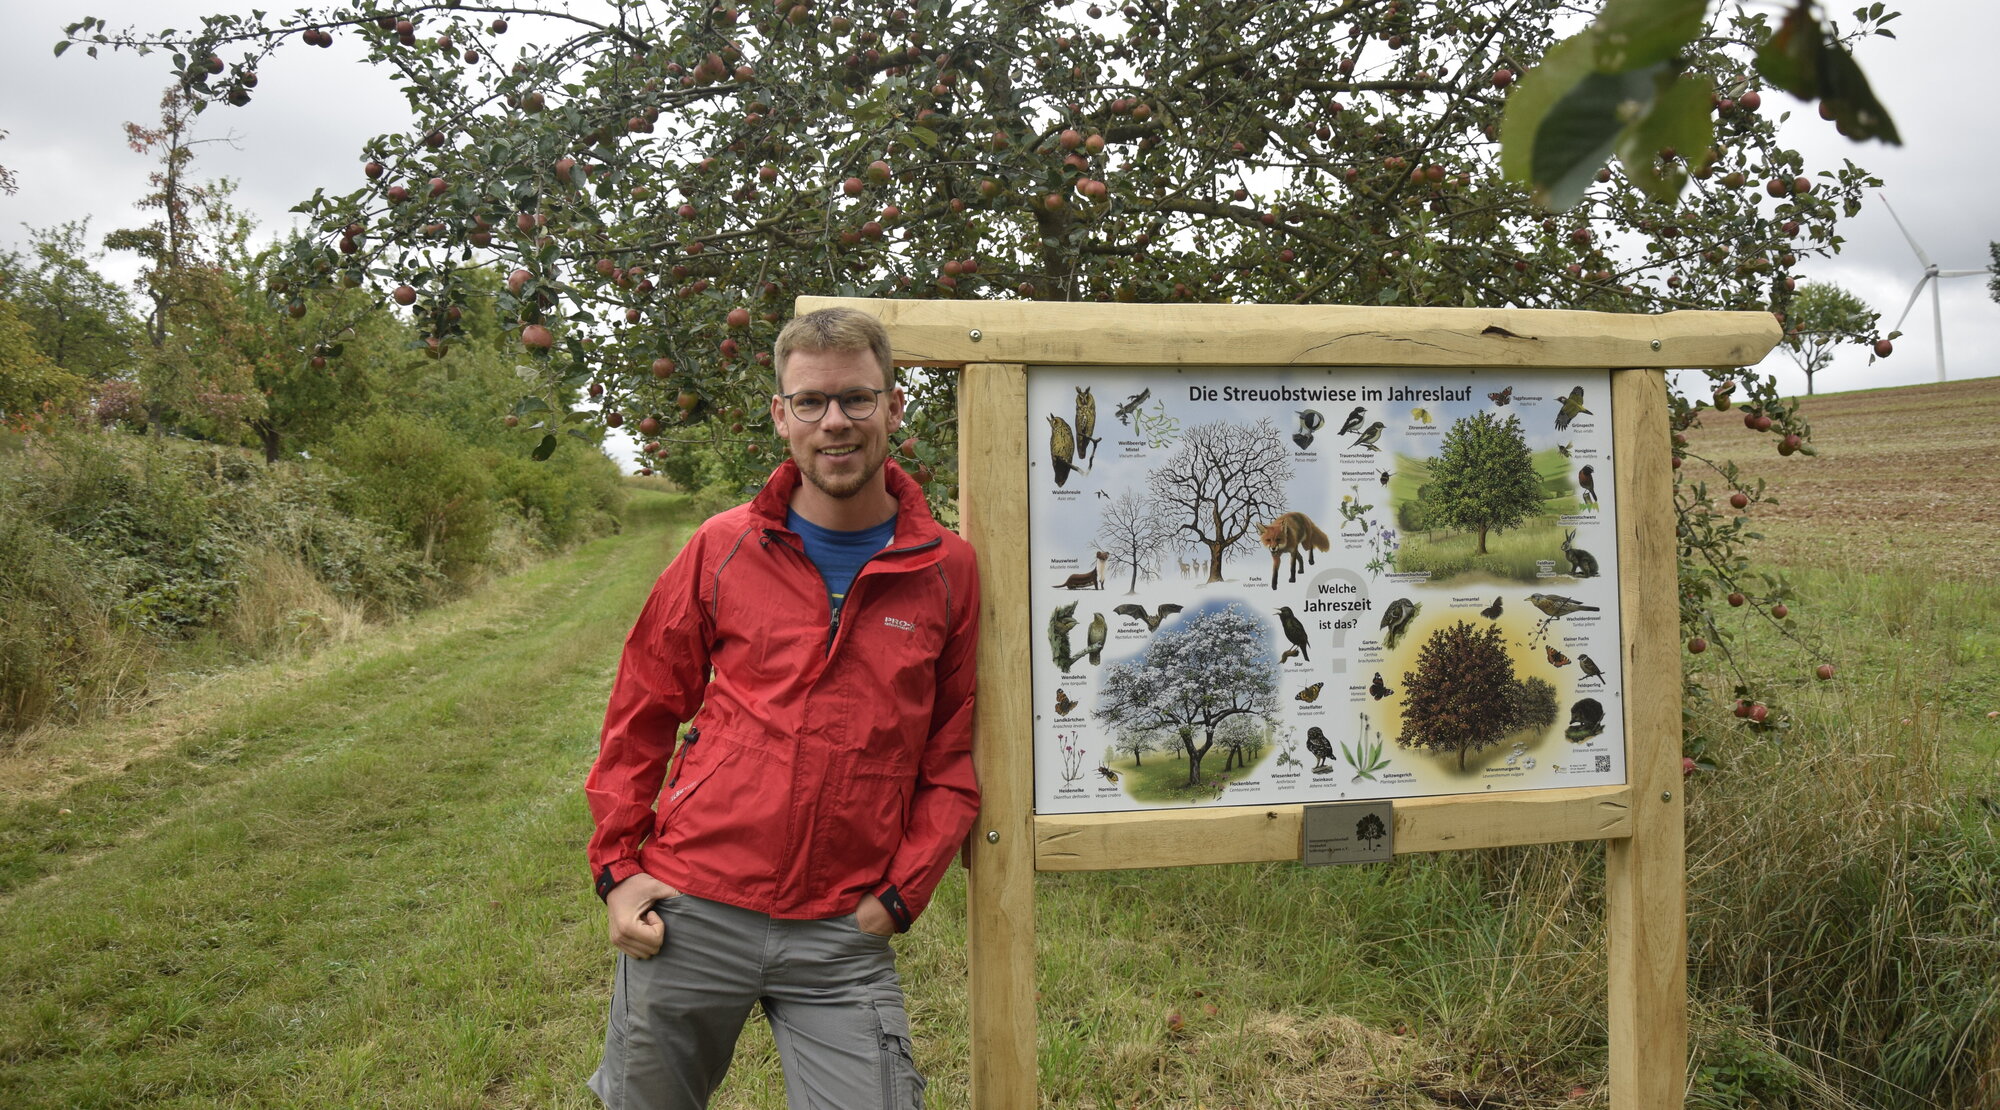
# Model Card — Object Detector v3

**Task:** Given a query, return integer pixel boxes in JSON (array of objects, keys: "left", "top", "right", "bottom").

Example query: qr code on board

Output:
[{"left": 1594, "top": 754, "right": 1611, "bottom": 773}]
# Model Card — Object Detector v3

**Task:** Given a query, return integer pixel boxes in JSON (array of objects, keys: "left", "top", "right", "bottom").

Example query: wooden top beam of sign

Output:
[
  {"left": 796, "top": 297, "right": 1782, "bottom": 370},
  {"left": 1034, "top": 785, "right": 1632, "bottom": 872}
]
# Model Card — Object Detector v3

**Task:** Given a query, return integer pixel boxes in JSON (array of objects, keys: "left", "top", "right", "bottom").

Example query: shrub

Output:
[
  {"left": 324, "top": 413, "right": 495, "bottom": 581},
  {"left": 0, "top": 510, "right": 129, "bottom": 731}
]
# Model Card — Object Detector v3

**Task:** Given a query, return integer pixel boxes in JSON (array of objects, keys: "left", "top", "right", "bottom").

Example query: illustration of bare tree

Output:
[
  {"left": 1148, "top": 419, "right": 1293, "bottom": 583},
  {"left": 1093, "top": 603, "right": 1277, "bottom": 786},
  {"left": 1094, "top": 487, "right": 1176, "bottom": 594}
]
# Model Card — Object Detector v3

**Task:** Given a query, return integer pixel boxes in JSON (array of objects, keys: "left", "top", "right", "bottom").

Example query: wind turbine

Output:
[{"left": 1879, "top": 191, "right": 1989, "bottom": 383}]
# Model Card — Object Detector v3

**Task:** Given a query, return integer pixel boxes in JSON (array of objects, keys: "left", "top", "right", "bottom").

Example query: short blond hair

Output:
[{"left": 772, "top": 308, "right": 896, "bottom": 393}]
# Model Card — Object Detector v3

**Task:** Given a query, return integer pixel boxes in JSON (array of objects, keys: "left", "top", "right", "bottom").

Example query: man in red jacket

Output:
[{"left": 584, "top": 307, "right": 981, "bottom": 1109}]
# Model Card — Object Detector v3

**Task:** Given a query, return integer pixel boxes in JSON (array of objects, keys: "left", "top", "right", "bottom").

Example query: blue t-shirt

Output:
[{"left": 787, "top": 509, "right": 897, "bottom": 616}]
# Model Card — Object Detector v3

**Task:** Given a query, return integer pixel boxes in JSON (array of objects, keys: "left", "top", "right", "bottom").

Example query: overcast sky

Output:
[{"left": 4, "top": 1, "right": 1995, "bottom": 408}]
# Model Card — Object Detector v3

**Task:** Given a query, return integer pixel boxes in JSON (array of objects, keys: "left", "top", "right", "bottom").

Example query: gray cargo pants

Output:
[{"left": 588, "top": 892, "right": 926, "bottom": 1110}]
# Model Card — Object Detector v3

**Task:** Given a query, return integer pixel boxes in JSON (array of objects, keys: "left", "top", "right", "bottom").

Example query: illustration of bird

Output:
[
  {"left": 1295, "top": 682, "right": 1324, "bottom": 703},
  {"left": 1348, "top": 421, "right": 1384, "bottom": 452},
  {"left": 1557, "top": 441, "right": 1574, "bottom": 458},
  {"left": 1369, "top": 672, "right": 1394, "bottom": 699},
  {"left": 1095, "top": 489, "right": 1110, "bottom": 500},
  {"left": 1527, "top": 592, "right": 1600, "bottom": 642},
  {"left": 1577, "top": 653, "right": 1607, "bottom": 685},
  {"left": 1578, "top": 464, "right": 1598, "bottom": 507},
  {"left": 1565, "top": 698, "right": 1606, "bottom": 742},
  {"left": 1075, "top": 386, "right": 1099, "bottom": 464},
  {"left": 1410, "top": 406, "right": 1433, "bottom": 425},
  {"left": 1488, "top": 385, "right": 1514, "bottom": 406},
  {"left": 1546, "top": 645, "right": 1572, "bottom": 667},
  {"left": 1380, "top": 597, "right": 1419, "bottom": 649},
  {"left": 1276, "top": 606, "right": 1311, "bottom": 662},
  {"left": 1048, "top": 602, "right": 1080, "bottom": 672},
  {"left": 1115, "top": 388, "right": 1151, "bottom": 425},
  {"left": 1337, "top": 405, "right": 1367, "bottom": 436},
  {"left": 1555, "top": 386, "right": 1592, "bottom": 431},
  {"left": 1047, "top": 414, "right": 1075, "bottom": 487},
  {"left": 1279, "top": 647, "right": 1300, "bottom": 664},
  {"left": 1086, "top": 612, "right": 1107, "bottom": 665},
  {"left": 1305, "top": 726, "right": 1334, "bottom": 772},
  {"left": 1113, "top": 602, "right": 1184, "bottom": 631},
  {"left": 1480, "top": 596, "right": 1503, "bottom": 620},
  {"left": 1293, "top": 408, "right": 1326, "bottom": 450},
  {"left": 1097, "top": 764, "right": 1121, "bottom": 783}
]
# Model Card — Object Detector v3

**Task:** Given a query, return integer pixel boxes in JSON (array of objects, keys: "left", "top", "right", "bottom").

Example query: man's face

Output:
[{"left": 770, "top": 346, "right": 904, "bottom": 502}]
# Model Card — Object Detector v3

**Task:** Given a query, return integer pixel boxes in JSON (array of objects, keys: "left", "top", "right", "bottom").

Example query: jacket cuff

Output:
[
  {"left": 874, "top": 884, "right": 915, "bottom": 933},
  {"left": 594, "top": 859, "right": 648, "bottom": 901}
]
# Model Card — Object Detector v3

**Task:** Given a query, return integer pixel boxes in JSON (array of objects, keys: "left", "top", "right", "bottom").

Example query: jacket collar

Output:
[{"left": 749, "top": 458, "right": 946, "bottom": 553}]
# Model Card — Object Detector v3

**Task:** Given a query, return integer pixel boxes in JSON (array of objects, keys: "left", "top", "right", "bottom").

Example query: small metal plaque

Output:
[{"left": 1301, "top": 801, "right": 1394, "bottom": 866}]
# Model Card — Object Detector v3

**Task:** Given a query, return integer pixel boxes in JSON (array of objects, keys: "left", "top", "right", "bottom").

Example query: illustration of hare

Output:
[{"left": 1561, "top": 529, "right": 1600, "bottom": 578}]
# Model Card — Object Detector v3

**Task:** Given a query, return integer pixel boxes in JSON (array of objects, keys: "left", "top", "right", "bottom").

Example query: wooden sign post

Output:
[{"left": 799, "top": 297, "right": 1780, "bottom": 1110}]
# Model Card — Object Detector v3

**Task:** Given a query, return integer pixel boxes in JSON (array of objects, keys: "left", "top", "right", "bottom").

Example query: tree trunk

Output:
[
  {"left": 1476, "top": 524, "right": 1489, "bottom": 555},
  {"left": 254, "top": 419, "right": 281, "bottom": 465}
]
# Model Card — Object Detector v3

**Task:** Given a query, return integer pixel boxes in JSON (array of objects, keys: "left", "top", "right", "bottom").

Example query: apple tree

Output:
[
  {"left": 1396, "top": 619, "right": 1523, "bottom": 772},
  {"left": 63, "top": 0, "right": 1896, "bottom": 721},
  {"left": 1094, "top": 603, "right": 1276, "bottom": 788},
  {"left": 1411, "top": 410, "right": 1543, "bottom": 556}
]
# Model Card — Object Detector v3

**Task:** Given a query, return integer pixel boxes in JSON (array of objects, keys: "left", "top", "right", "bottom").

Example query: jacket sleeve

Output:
[
  {"left": 876, "top": 543, "right": 982, "bottom": 926},
  {"left": 585, "top": 532, "right": 715, "bottom": 894}
]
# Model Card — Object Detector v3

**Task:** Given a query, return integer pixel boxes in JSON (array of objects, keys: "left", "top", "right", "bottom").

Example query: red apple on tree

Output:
[{"left": 521, "top": 324, "right": 555, "bottom": 349}]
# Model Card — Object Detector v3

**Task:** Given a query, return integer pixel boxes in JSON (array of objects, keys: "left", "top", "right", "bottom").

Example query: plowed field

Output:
[{"left": 1681, "top": 374, "right": 2000, "bottom": 579}]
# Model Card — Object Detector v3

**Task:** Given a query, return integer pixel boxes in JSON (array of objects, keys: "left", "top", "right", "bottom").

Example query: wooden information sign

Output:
[{"left": 797, "top": 296, "right": 1781, "bottom": 1110}]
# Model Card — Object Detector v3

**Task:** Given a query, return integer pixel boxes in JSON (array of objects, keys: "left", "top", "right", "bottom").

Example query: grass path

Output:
[{"left": 0, "top": 493, "right": 690, "bottom": 1108}]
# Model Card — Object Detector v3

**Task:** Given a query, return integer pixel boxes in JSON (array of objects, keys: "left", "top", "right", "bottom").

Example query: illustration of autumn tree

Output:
[
  {"left": 1095, "top": 487, "right": 1174, "bottom": 594},
  {"left": 1415, "top": 411, "right": 1544, "bottom": 555},
  {"left": 1094, "top": 603, "right": 1276, "bottom": 787},
  {"left": 1396, "top": 620, "right": 1523, "bottom": 772},
  {"left": 1149, "top": 420, "right": 1292, "bottom": 583}
]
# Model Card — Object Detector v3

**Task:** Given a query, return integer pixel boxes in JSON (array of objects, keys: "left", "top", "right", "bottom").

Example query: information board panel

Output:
[{"left": 1028, "top": 366, "right": 1624, "bottom": 814}]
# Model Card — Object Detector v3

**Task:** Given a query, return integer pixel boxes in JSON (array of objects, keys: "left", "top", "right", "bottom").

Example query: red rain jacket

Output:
[{"left": 586, "top": 459, "right": 980, "bottom": 926}]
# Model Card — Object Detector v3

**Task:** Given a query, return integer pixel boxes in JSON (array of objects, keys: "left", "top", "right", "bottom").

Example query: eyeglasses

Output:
[{"left": 778, "top": 387, "right": 886, "bottom": 423}]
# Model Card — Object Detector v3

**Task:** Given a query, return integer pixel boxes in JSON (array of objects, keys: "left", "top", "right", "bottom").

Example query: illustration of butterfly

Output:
[
  {"left": 1369, "top": 672, "right": 1394, "bottom": 699},
  {"left": 1054, "top": 689, "right": 1078, "bottom": 715},
  {"left": 1488, "top": 386, "right": 1514, "bottom": 406},
  {"left": 1295, "top": 682, "right": 1324, "bottom": 702},
  {"left": 1546, "top": 645, "right": 1572, "bottom": 667}
]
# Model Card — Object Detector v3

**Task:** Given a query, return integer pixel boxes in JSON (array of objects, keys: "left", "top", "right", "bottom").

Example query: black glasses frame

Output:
[{"left": 777, "top": 387, "right": 888, "bottom": 423}]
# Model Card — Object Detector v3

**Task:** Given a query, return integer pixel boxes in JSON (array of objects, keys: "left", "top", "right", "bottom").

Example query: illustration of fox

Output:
[{"left": 1260, "top": 511, "right": 1331, "bottom": 590}]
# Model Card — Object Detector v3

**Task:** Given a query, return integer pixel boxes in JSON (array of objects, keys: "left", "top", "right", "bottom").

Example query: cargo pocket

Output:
[{"left": 872, "top": 994, "right": 927, "bottom": 1110}]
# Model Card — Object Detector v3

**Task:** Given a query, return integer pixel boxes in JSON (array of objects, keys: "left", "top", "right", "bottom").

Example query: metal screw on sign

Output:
[
  {"left": 1651, "top": 339, "right": 1662, "bottom": 351},
  {"left": 968, "top": 329, "right": 983, "bottom": 342},
  {"left": 1661, "top": 791, "right": 1672, "bottom": 802},
  {"left": 986, "top": 830, "right": 1000, "bottom": 843}
]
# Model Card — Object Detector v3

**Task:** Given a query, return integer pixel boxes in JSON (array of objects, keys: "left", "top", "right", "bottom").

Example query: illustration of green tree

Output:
[
  {"left": 1111, "top": 728, "right": 1156, "bottom": 769},
  {"left": 1093, "top": 603, "right": 1276, "bottom": 787},
  {"left": 1095, "top": 487, "right": 1175, "bottom": 594},
  {"left": 1396, "top": 620, "right": 1521, "bottom": 772},
  {"left": 1148, "top": 420, "right": 1292, "bottom": 583},
  {"left": 1417, "top": 412, "right": 1544, "bottom": 555}
]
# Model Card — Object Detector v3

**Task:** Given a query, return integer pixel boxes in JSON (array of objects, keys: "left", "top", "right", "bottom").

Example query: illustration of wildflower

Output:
[
  {"left": 1058, "top": 731, "right": 1085, "bottom": 783},
  {"left": 1342, "top": 711, "right": 1393, "bottom": 782}
]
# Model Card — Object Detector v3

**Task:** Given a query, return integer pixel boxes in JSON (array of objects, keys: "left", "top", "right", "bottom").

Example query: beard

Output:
[{"left": 795, "top": 440, "right": 886, "bottom": 500}]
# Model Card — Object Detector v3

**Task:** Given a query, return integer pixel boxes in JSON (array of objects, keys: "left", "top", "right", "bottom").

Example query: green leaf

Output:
[
  {"left": 1503, "top": 34, "right": 1666, "bottom": 211},
  {"left": 1590, "top": 0, "right": 1707, "bottom": 71},
  {"left": 1814, "top": 32, "right": 1901, "bottom": 143},
  {"left": 905, "top": 126, "right": 939, "bottom": 148},
  {"left": 1615, "top": 72, "right": 1714, "bottom": 204},
  {"left": 53, "top": 40, "right": 70, "bottom": 57},
  {"left": 531, "top": 434, "right": 557, "bottom": 461},
  {"left": 1754, "top": 4, "right": 1820, "bottom": 99}
]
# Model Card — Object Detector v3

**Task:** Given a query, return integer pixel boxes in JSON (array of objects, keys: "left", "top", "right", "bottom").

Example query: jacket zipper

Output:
[{"left": 763, "top": 528, "right": 941, "bottom": 657}]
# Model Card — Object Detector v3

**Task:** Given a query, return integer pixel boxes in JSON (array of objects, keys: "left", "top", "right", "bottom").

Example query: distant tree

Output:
[
  {"left": 0, "top": 222, "right": 138, "bottom": 382},
  {"left": 1509, "top": 675, "right": 1559, "bottom": 734},
  {"left": 1781, "top": 282, "right": 1875, "bottom": 396},
  {"left": 0, "top": 301, "right": 89, "bottom": 417},
  {"left": 1989, "top": 242, "right": 1999, "bottom": 305},
  {"left": 0, "top": 130, "right": 16, "bottom": 196},
  {"left": 1419, "top": 411, "right": 1544, "bottom": 555},
  {"left": 1214, "top": 714, "right": 1267, "bottom": 773},
  {"left": 1397, "top": 620, "right": 1520, "bottom": 772},
  {"left": 1149, "top": 421, "right": 1292, "bottom": 583},
  {"left": 1110, "top": 729, "right": 1155, "bottom": 769},
  {"left": 1094, "top": 487, "right": 1174, "bottom": 594},
  {"left": 1094, "top": 603, "right": 1276, "bottom": 787}
]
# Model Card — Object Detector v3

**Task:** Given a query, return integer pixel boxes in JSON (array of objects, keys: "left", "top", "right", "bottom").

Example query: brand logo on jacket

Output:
[{"left": 883, "top": 617, "right": 916, "bottom": 631}]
